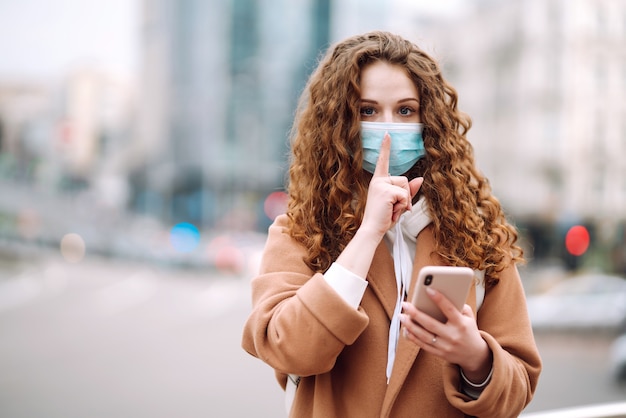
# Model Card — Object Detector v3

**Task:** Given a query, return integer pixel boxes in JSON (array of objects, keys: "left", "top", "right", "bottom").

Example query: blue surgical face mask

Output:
[{"left": 360, "top": 121, "right": 425, "bottom": 176}]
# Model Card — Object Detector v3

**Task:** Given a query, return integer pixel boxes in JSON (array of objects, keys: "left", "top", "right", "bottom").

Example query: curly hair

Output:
[{"left": 286, "top": 31, "right": 523, "bottom": 287}]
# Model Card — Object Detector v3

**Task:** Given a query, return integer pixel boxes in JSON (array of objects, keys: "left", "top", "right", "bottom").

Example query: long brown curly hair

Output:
[{"left": 286, "top": 31, "right": 523, "bottom": 287}]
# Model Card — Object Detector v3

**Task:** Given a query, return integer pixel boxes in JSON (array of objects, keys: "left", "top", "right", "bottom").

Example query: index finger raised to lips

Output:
[{"left": 373, "top": 132, "right": 391, "bottom": 177}]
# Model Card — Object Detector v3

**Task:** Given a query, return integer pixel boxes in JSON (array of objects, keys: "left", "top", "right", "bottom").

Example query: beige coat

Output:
[{"left": 242, "top": 215, "right": 542, "bottom": 417}]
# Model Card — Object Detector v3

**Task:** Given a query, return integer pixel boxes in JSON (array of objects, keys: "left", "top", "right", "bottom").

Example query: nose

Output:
[{"left": 381, "top": 110, "right": 394, "bottom": 123}]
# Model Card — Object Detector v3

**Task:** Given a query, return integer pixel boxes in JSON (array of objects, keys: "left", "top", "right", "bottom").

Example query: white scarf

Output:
[{"left": 385, "top": 197, "right": 432, "bottom": 381}]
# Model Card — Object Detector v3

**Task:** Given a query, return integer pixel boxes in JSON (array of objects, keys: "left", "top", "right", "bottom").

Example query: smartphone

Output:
[{"left": 410, "top": 266, "right": 474, "bottom": 323}]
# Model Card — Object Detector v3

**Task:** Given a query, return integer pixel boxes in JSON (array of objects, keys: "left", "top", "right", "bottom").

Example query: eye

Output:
[
  {"left": 399, "top": 106, "right": 415, "bottom": 116},
  {"left": 360, "top": 107, "right": 376, "bottom": 117}
]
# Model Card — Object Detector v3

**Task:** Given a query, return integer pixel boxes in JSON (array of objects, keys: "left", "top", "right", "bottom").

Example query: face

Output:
[{"left": 359, "top": 61, "right": 421, "bottom": 123}]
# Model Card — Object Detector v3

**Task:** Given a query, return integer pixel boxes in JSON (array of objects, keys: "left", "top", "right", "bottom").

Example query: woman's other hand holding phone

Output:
[{"left": 400, "top": 290, "right": 493, "bottom": 385}]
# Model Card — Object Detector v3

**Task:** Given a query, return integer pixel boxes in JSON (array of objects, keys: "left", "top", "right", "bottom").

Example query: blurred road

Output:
[
  {"left": 0, "top": 254, "right": 625, "bottom": 417},
  {"left": 0, "top": 255, "right": 285, "bottom": 418},
  {"left": 525, "top": 332, "right": 626, "bottom": 414}
]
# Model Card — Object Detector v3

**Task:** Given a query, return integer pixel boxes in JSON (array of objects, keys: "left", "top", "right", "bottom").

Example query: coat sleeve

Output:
[
  {"left": 241, "top": 215, "right": 370, "bottom": 377},
  {"left": 442, "top": 262, "right": 542, "bottom": 418}
]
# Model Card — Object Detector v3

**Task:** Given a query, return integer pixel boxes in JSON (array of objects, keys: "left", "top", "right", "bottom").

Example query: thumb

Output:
[{"left": 409, "top": 177, "right": 424, "bottom": 198}]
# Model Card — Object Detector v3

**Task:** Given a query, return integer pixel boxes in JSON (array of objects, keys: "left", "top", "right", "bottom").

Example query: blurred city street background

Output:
[{"left": 1, "top": 0, "right": 626, "bottom": 416}]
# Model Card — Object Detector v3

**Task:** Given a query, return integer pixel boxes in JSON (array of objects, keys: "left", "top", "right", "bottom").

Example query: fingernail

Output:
[{"left": 426, "top": 287, "right": 436, "bottom": 296}]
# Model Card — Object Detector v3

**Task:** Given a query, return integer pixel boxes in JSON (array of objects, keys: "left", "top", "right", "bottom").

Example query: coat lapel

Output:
[
  {"left": 382, "top": 225, "right": 439, "bottom": 413},
  {"left": 365, "top": 241, "right": 397, "bottom": 320}
]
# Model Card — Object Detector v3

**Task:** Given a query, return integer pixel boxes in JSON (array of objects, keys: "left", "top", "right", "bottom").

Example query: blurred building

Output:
[
  {"left": 0, "top": 69, "right": 134, "bottom": 192},
  {"left": 409, "top": 0, "right": 626, "bottom": 264},
  {"left": 0, "top": 68, "right": 136, "bottom": 252},
  {"left": 0, "top": 82, "right": 53, "bottom": 184},
  {"left": 131, "top": 0, "right": 331, "bottom": 231}
]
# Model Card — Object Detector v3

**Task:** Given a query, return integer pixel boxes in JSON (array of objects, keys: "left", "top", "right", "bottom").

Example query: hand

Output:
[
  {"left": 360, "top": 133, "right": 423, "bottom": 240},
  {"left": 335, "top": 133, "right": 423, "bottom": 281},
  {"left": 400, "top": 289, "right": 493, "bottom": 383}
]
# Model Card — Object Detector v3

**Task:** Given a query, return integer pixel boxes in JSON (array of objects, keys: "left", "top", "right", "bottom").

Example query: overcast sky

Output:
[
  {"left": 0, "top": 0, "right": 465, "bottom": 83},
  {"left": 0, "top": 0, "right": 140, "bottom": 82}
]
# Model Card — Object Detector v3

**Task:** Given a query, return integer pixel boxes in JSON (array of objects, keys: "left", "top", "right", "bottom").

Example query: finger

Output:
[
  {"left": 402, "top": 300, "right": 418, "bottom": 316},
  {"left": 400, "top": 313, "right": 434, "bottom": 342},
  {"left": 391, "top": 195, "right": 410, "bottom": 223},
  {"left": 401, "top": 301, "right": 444, "bottom": 335},
  {"left": 392, "top": 196, "right": 409, "bottom": 222},
  {"left": 384, "top": 175, "right": 416, "bottom": 213},
  {"left": 399, "top": 312, "right": 444, "bottom": 353},
  {"left": 426, "top": 287, "right": 463, "bottom": 323},
  {"left": 393, "top": 176, "right": 416, "bottom": 211},
  {"left": 392, "top": 206, "right": 403, "bottom": 223},
  {"left": 461, "top": 304, "right": 475, "bottom": 319},
  {"left": 373, "top": 132, "right": 391, "bottom": 178},
  {"left": 408, "top": 177, "right": 424, "bottom": 199}
]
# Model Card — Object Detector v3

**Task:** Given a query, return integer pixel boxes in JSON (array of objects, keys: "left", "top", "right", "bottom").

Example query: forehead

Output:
[{"left": 359, "top": 61, "right": 417, "bottom": 98}]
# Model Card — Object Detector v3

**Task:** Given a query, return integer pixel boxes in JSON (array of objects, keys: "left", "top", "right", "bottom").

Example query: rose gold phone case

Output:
[{"left": 411, "top": 266, "right": 474, "bottom": 323}]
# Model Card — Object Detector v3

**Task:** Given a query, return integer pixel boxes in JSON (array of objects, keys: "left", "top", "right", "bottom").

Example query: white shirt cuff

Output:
[{"left": 323, "top": 262, "right": 368, "bottom": 309}]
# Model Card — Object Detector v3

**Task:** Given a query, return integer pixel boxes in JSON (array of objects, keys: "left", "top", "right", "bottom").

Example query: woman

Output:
[{"left": 242, "top": 31, "right": 541, "bottom": 417}]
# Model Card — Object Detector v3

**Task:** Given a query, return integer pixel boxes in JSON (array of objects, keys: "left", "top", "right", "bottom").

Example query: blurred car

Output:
[
  {"left": 526, "top": 273, "right": 626, "bottom": 332},
  {"left": 610, "top": 333, "right": 626, "bottom": 383}
]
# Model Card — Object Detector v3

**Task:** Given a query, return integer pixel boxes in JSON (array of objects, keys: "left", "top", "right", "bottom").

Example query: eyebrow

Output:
[{"left": 359, "top": 98, "right": 419, "bottom": 104}]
